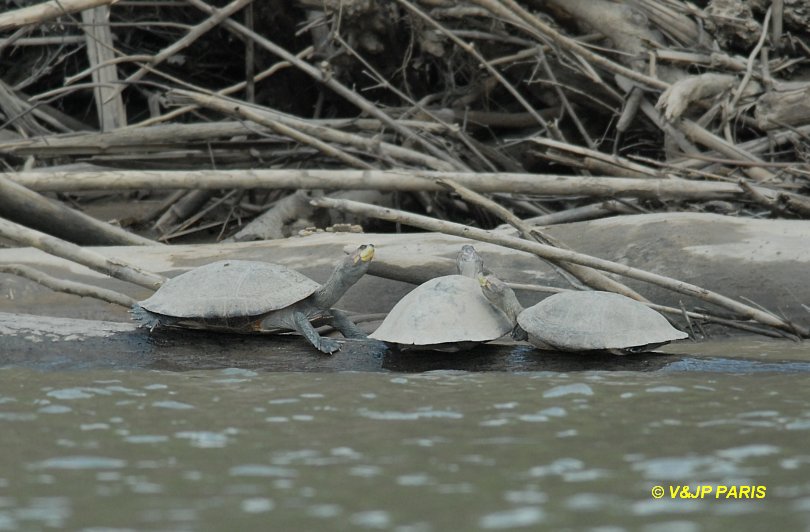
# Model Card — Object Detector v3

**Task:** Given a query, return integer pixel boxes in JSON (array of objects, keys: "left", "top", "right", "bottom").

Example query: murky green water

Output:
[{"left": 2, "top": 357, "right": 810, "bottom": 531}]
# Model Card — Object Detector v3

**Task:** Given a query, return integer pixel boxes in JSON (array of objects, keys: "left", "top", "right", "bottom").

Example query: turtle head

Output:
[
  {"left": 353, "top": 244, "right": 375, "bottom": 265},
  {"left": 456, "top": 244, "right": 484, "bottom": 278},
  {"left": 479, "top": 274, "right": 523, "bottom": 324},
  {"left": 313, "top": 244, "right": 374, "bottom": 308},
  {"left": 478, "top": 274, "right": 508, "bottom": 305},
  {"left": 342, "top": 243, "right": 374, "bottom": 277}
]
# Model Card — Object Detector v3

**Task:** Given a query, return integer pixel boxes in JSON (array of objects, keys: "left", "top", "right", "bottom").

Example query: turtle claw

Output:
[{"left": 318, "top": 338, "right": 342, "bottom": 355}]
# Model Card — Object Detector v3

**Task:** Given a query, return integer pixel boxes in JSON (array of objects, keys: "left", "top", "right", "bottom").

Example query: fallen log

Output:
[
  {"left": 0, "top": 120, "right": 449, "bottom": 157},
  {"left": 0, "top": 213, "right": 808, "bottom": 336},
  {"left": 6, "top": 168, "right": 745, "bottom": 200},
  {"left": 0, "top": 174, "right": 158, "bottom": 246}
]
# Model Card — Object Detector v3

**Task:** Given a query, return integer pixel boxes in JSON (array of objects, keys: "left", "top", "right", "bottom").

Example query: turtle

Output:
[
  {"left": 479, "top": 275, "right": 688, "bottom": 354},
  {"left": 370, "top": 245, "right": 512, "bottom": 352},
  {"left": 131, "top": 244, "right": 375, "bottom": 354}
]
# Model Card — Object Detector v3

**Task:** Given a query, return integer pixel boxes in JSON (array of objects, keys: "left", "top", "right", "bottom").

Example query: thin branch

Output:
[
  {"left": 0, "top": 217, "right": 165, "bottom": 290},
  {"left": 437, "top": 177, "right": 646, "bottom": 299},
  {"left": 0, "top": 263, "right": 136, "bottom": 307}
]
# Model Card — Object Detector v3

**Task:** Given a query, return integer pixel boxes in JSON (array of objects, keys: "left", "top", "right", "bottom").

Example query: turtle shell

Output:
[
  {"left": 518, "top": 291, "right": 688, "bottom": 351},
  {"left": 371, "top": 275, "right": 512, "bottom": 345},
  {"left": 139, "top": 260, "right": 320, "bottom": 318}
]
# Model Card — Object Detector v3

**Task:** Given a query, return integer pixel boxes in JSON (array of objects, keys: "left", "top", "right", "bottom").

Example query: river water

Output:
[{"left": 1, "top": 339, "right": 810, "bottom": 530}]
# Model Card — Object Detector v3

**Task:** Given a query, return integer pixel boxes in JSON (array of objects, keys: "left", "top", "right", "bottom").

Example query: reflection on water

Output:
[{"left": 1, "top": 364, "right": 810, "bottom": 530}]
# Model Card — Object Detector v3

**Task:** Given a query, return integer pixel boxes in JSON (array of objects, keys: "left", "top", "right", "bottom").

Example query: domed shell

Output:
[
  {"left": 139, "top": 260, "right": 320, "bottom": 318},
  {"left": 518, "top": 291, "right": 688, "bottom": 351},
  {"left": 371, "top": 275, "right": 512, "bottom": 345}
]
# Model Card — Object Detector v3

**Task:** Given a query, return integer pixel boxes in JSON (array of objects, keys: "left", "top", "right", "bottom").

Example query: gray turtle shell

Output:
[
  {"left": 139, "top": 260, "right": 320, "bottom": 318},
  {"left": 371, "top": 275, "right": 512, "bottom": 345},
  {"left": 518, "top": 291, "right": 688, "bottom": 351}
]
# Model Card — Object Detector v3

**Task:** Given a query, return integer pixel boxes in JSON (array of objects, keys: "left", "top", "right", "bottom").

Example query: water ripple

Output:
[
  {"left": 479, "top": 506, "right": 545, "bottom": 529},
  {"left": 543, "top": 384, "right": 593, "bottom": 398},
  {"left": 31, "top": 456, "right": 125, "bottom": 470},
  {"left": 152, "top": 401, "right": 195, "bottom": 410},
  {"left": 350, "top": 510, "right": 391, "bottom": 529},
  {"left": 229, "top": 465, "right": 298, "bottom": 478},
  {"left": 357, "top": 408, "right": 463, "bottom": 421},
  {"left": 240, "top": 498, "right": 275, "bottom": 513}
]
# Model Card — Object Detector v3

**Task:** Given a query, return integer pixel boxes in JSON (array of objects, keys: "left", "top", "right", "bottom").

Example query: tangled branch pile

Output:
[{"left": 1, "top": 0, "right": 809, "bottom": 243}]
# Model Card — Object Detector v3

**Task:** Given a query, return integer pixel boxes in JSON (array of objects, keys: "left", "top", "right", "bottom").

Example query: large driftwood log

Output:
[{"left": 0, "top": 213, "right": 808, "bottom": 337}]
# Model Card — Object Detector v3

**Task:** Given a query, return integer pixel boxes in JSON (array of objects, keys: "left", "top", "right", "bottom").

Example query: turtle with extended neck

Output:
[
  {"left": 131, "top": 244, "right": 375, "bottom": 354},
  {"left": 479, "top": 275, "right": 687, "bottom": 354},
  {"left": 370, "top": 245, "right": 512, "bottom": 351}
]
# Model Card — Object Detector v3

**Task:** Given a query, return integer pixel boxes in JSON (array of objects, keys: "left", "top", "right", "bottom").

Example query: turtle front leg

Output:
[
  {"left": 293, "top": 311, "right": 341, "bottom": 354},
  {"left": 326, "top": 309, "right": 367, "bottom": 339}
]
